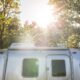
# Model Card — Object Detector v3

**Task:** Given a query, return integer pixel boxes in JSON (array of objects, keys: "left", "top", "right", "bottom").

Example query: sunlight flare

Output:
[
  {"left": 20, "top": 0, "right": 57, "bottom": 28},
  {"left": 33, "top": 5, "right": 53, "bottom": 28}
]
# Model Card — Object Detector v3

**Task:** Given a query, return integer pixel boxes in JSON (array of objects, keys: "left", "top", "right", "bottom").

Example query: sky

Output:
[{"left": 20, "top": 0, "right": 54, "bottom": 27}]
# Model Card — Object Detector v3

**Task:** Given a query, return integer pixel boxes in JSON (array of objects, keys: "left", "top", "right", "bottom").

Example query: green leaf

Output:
[{"left": 0, "top": 13, "right": 5, "bottom": 19}]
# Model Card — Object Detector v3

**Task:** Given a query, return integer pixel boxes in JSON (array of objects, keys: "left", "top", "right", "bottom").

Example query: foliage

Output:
[
  {"left": 68, "top": 34, "right": 80, "bottom": 48},
  {"left": 0, "top": 0, "right": 20, "bottom": 49},
  {"left": 49, "top": 0, "right": 80, "bottom": 48},
  {"left": 19, "top": 21, "right": 50, "bottom": 47}
]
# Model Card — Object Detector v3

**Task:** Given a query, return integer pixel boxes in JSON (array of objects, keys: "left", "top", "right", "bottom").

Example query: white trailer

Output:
[{"left": 0, "top": 43, "right": 80, "bottom": 80}]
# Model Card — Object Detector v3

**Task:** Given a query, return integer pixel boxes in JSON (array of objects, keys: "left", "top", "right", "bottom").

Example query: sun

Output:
[
  {"left": 33, "top": 5, "right": 54, "bottom": 28},
  {"left": 20, "top": 0, "right": 57, "bottom": 28}
]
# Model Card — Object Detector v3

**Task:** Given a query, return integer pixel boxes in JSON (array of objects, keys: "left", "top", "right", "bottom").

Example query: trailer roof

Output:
[{"left": 9, "top": 43, "right": 68, "bottom": 50}]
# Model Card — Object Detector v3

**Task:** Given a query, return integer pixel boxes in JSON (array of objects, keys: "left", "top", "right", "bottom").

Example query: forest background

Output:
[{"left": 0, "top": 0, "right": 80, "bottom": 49}]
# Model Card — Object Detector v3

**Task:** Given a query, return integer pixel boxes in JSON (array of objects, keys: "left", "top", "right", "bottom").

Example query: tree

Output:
[
  {"left": 49, "top": 0, "right": 80, "bottom": 48},
  {"left": 68, "top": 34, "right": 79, "bottom": 48},
  {"left": 0, "top": 0, "right": 20, "bottom": 48},
  {"left": 19, "top": 21, "right": 49, "bottom": 47},
  {"left": 4, "top": 17, "right": 20, "bottom": 48}
]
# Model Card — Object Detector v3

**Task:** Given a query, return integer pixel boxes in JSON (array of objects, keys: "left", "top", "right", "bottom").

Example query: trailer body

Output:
[{"left": 0, "top": 44, "right": 80, "bottom": 80}]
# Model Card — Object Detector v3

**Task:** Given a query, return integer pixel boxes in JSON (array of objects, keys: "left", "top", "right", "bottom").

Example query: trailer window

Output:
[
  {"left": 22, "top": 59, "right": 38, "bottom": 77},
  {"left": 52, "top": 60, "right": 66, "bottom": 76}
]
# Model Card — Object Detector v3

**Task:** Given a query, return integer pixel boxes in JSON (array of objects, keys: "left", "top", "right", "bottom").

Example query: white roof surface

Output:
[{"left": 9, "top": 43, "right": 67, "bottom": 50}]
